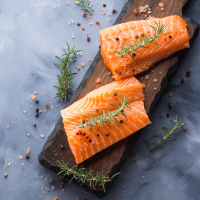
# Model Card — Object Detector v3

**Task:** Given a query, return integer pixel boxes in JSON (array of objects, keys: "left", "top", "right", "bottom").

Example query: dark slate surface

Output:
[{"left": 0, "top": 0, "right": 200, "bottom": 200}]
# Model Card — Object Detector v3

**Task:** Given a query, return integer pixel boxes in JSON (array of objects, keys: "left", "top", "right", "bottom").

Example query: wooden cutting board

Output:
[{"left": 38, "top": 0, "right": 199, "bottom": 198}]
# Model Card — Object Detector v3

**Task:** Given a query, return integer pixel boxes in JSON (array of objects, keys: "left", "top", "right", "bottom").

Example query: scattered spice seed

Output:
[
  {"left": 28, "top": 133, "right": 30, "bottom": 136},
  {"left": 96, "top": 78, "right": 101, "bottom": 83},
  {"left": 145, "top": 75, "right": 149, "bottom": 80},
  {"left": 60, "top": 144, "right": 65, "bottom": 149},
  {"left": 75, "top": 1, "right": 79, "bottom": 4},
  {"left": 108, "top": 72, "right": 112, "bottom": 75},
  {"left": 35, "top": 99, "right": 39, "bottom": 103},
  {"left": 169, "top": 35, "right": 172, "bottom": 39},
  {"left": 167, "top": 114, "right": 169, "bottom": 117},
  {"left": 77, "top": 22, "right": 81, "bottom": 26},
  {"left": 89, "top": 139, "right": 92, "bottom": 142},
  {"left": 32, "top": 95, "right": 35, "bottom": 100},
  {"left": 132, "top": 155, "right": 138, "bottom": 162},
  {"left": 26, "top": 148, "right": 30, "bottom": 154},
  {"left": 118, "top": 72, "right": 122, "bottom": 75},
  {"left": 97, "top": 134, "right": 100, "bottom": 137},
  {"left": 168, "top": 102, "right": 172, "bottom": 108},
  {"left": 66, "top": 1, "right": 69, "bottom": 5},
  {"left": 81, "top": 62, "right": 85, "bottom": 67},
  {"left": 34, "top": 91, "right": 37, "bottom": 94},
  {"left": 53, "top": 196, "right": 58, "bottom": 200},
  {"left": 102, "top": 12, "right": 106, "bottom": 15},
  {"left": 36, "top": 108, "right": 39, "bottom": 112},
  {"left": 96, "top": 21, "right": 100, "bottom": 25},
  {"left": 7, "top": 125, "right": 10, "bottom": 129},
  {"left": 134, "top": 9, "right": 138, "bottom": 15},
  {"left": 77, "top": 68, "right": 80, "bottom": 71},
  {"left": 41, "top": 134, "right": 45, "bottom": 138},
  {"left": 153, "top": 78, "right": 158, "bottom": 82},
  {"left": 168, "top": 92, "right": 173, "bottom": 97},
  {"left": 88, "top": 59, "right": 91, "bottom": 62},
  {"left": 159, "top": 116, "right": 162, "bottom": 118},
  {"left": 186, "top": 70, "right": 191, "bottom": 77},
  {"left": 87, "top": 36, "right": 90, "bottom": 41},
  {"left": 154, "top": 87, "right": 157, "bottom": 91},
  {"left": 4, "top": 173, "right": 7, "bottom": 178},
  {"left": 159, "top": 71, "right": 162, "bottom": 75},
  {"left": 33, "top": 123, "right": 36, "bottom": 127},
  {"left": 142, "top": 176, "right": 145, "bottom": 179},
  {"left": 116, "top": 37, "right": 119, "bottom": 41},
  {"left": 119, "top": 120, "right": 123, "bottom": 123},
  {"left": 82, "top": 27, "right": 85, "bottom": 30},
  {"left": 105, "top": 133, "right": 109, "bottom": 136},
  {"left": 46, "top": 104, "right": 49, "bottom": 108},
  {"left": 79, "top": 52, "right": 83, "bottom": 56},
  {"left": 181, "top": 78, "right": 184, "bottom": 83},
  {"left": 103, "top": 3, "right": 106, "bottom": 7},
  {"left": 19, "top": 155, "right": 23, "bottom": 160},
  {"left": 112, "top": 9, "right": 117, "bottom": 14},
  {"left": 183, "top": 128, "right": 187, "bottom": 132},
  {"left": 114, "top": 92, "right": 117, "bottom": 96},
  {"left": 25, "top": 155, "right": 29, "bottom": 159},
  {"left": 158, "top": 2, "right": 164, "bottom": 7},
  {"left": 50, "top": 178, "right": 54, "bottom": 183},
  {"left": 46, "top": 187, "right": 50, "bottom": 192}
]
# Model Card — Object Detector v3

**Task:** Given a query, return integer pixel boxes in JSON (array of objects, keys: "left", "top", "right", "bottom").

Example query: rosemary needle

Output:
[
  {"left": 150, "top": 115, "right": 185, "bottom": 149},
  {"left": 77, "top": 95, "right": 134, "bottom": 132},
  {"left": 113, "top": 21, "right": 167, "bottom": 60},
  {"left": 75, "top": 0, "right": 93, "bottom": 16},
  {"left": 54, "top": 42, "right": 81, "bottom": 101},
  {"left": 57, "top": 160, "right": 120, "bottom": 192}
]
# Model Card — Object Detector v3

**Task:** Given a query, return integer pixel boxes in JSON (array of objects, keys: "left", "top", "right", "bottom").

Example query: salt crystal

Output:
[
  {"left": 142, "top": 176, "right": 145, "bottom": 179},
  {"left": 161, "top": 7, "right": 164, "bottom": 10},
  {"left": 8, "top": 162, "right": 11, "bottom": 166},
  {"left": 51, "top": 105, "right": 53, "bottom": 109},
  {"left": 153, "top": 78, "right": 158, "bottom": 82},
  {"left": 102, "top": 8, "right": 105, "bottom": 11},
  {"left": 23, "top": 111, "right": 27, "bottom": 113},
  {"left": 66, "top": 1, "right": 69, "bottom": 5},
  {"left": 41, "top": 176, "right": 44, "bottom": 179},
  {"left": 89, "top": 22, "right": 94, "bottom": 25},
  {"left": 28, "top": 133, "right": 30, "bottom": 137},
  {"left": 107, "top": 12, "right": 110, "bottom": 16},
  {"left": 22, "top": 163, "right": 24, "bottom": 166},
  {"left": 19, "top": 155, "right": 23, "bottom": 160},
  {"left": 68, "top": 22, "right": 71, "bottom": 25},
  {"left": 72, "top": 35, "right": 75, "bottom": 39},
  {"left": 145, "top": 75, "right": 149, "bottom": 80},
  {"left": 181, "top": 123, "right": 185, "bottom": 126},
  {"left": 41, "top": 135, "right": 45, "bottom": 138},
  {"left": 109, "top": 18, "right": 112, "bottom": 21},
  {"left": 154, "top": 87, "right": 157, "bottom": 91}
]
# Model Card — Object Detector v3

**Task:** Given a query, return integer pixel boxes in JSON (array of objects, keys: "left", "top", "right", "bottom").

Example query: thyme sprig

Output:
[
  {"left": 75, "top": 0, "right": 93, "bottom": 16},
  {"left": 54, "top": 42, "right": 81, "bottom": 101},
  {"left": 57, "top": 160, "right": 121, "bottom": 192},
  {"left": 150, "top": 116, "right": 185, "bottom": 149},
  {"left": 113, "top": 21, "right": 167, "bottom": 60},
  {"left": 77, "top": 95, "right": 133, "bottom": 132}
]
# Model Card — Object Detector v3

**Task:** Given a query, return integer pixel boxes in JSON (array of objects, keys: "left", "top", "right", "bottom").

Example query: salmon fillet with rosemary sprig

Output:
[
  {"left": 61, "top": 77, "right": 151, "bottom": 164},
  {"left": 99, "top": 15, "right": 190, "bottom": 80}
]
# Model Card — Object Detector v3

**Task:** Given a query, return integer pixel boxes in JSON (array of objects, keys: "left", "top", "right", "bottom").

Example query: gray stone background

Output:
[{"left": 0, "top": 0, "right": 200, "bottom": 199}]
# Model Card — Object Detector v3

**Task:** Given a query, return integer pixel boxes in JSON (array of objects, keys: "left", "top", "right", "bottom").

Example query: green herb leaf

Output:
[
  {"left": 54, "top": 42, "right": 81, "bottom": 101},
  {"left": 150, "top": 115, "right": 185, "bottom": 149},
  {"left": 57, "top": 160, "right": 120, "bottom": 192},
  {"left": 75, "top": 0, "right": 93, "bottom": 16},
  {"left": 77, "top": 95, "right": 134, "bottom": 132},
  {"left": 113, "top": 21, "right": 167, "bottom": 59}
]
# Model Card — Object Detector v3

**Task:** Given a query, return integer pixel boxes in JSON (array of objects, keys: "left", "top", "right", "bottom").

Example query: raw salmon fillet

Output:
[
  {"left": 61, "top": 77, "right": 151, "bottom": 164},
  {"left": 99, "top": 15, "right": 190, "bottom": 80}
]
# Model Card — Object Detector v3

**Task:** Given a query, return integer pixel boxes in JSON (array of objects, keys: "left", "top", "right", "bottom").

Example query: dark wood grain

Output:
[{"left": 38, "top": 0, "right": 199, "bottom": 198}]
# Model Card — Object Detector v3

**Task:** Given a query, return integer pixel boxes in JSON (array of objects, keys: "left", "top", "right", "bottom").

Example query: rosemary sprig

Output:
[
  {"left": 150, "top": 116, "right": 185, "bottom": 149},
  {"left": 54, "top": 42, "right": 81, "bottom": 101},
  {"left": 57, "top": 160, "right": 121, "bottom": 192},
  {"left": 77, "top": 95, "right": 133, "bottom": 132},
  {"left": 75, "top": 0, "right": 93, "bottom": 16},
  {"left": 113, "top": 21, "right": 167, "bottom": 60}
]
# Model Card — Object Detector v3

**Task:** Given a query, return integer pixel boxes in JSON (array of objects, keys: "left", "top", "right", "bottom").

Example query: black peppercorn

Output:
[
  {"left": 82, "top": 120, "right": 85, "bottom": 124},
  {"left": 114, "top": 92, "right": 117, "bottom": 96},
  {"left": 36, "top": 108, "right": 39, "bottom": 113},
  {"left": 119, "top": 120, "right": 123, "bottom": 123},
  {"left": 35, "top": 100, "right": 39, "bottom": 103},
  {"left": 33, "top": 123, "right": 36, "bottom": 127},
  {"left": 60, "top": 144, "right": 65, "bottom": 149},
  {"left": 97, "top": 134, "right": 100, "bottom": 137},
  {"left": 118, "top": 72, "right": 122, "bottom": 75},
  {"left": 167, "top": 114, "right": 169, "bottom": 117},
  {"left": 89, "top": 139, "right": 92, "bottom": 143},
  {"left": 116, "top": 37, "right": 119, "bottom": 41},
  {"left": 82, "top": 132, "right": 86, "bottom": 136},
  {"left": 169, "top": 35, "right": 172, "bottom": 39},
  {"left": 35, "top": 114, "right": 39, "bottom": 117},
  {"left": 25, "top": 155, "right": 29, "bottom": 159}
]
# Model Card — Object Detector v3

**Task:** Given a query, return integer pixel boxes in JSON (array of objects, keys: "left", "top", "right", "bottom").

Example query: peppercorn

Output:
[
  {"left": 36, "top": 108, "right": 39, "bottom": 112},
  {"left": 186, "top": 70, "right": 191, "bottom": 77},
  {"left": 89, "top": 139, "right": 92, "bottom": 142},
  {"left": 46, "top": 104, "right": 49, "bottom": 108},
  {"left": 181, "top": 78, "right": 184, "bottom": 83},
  {"left": 114, "top": 92, "right": 117, "bottom": 96},
  {"left": 82, "top": 132, "right": 86, "bottom": 136},
  {"left": 82, "top": 120, "right": 85, "bottom": 124},
  {"left": 103, "top": 3, "right": 106, "bottom": 7},
  {"left": 4, "top": 173, "right": 7, "bottom": 178},
  {"left": 35, "top": 114, "right": 39, "bottom": 117},
  {"left": 97, "top": 134, "right": 100, "bottom": 137},
  {"left": 96, "top": 21, "right": 100, "bottom": 25},
  {"left": 87, "top": 36, "right": 90, "bottom": 42},
  {"left": 33, "top": 123, "right": 36, "bottom": 127},
  {"left": 183, "top": 128, "right": 187, "bottom": 132},
  {"left": 60, "top": 144, "right": 65, "bottom": 149},
  {"left": 116, "top": 37, "right": 119, "bottom": 41},
  {"left": 35, "top": 100, "right": 39, "bottom": 103},
  {"left": 105, "top": 133, "right": 109, "bottom": 136},
  {"left": 112, "top": 9, "right": 117, "bottom": 14},
  {"left": 119, "top": 120, "right": 123, "bottom": 123},
  {"left": 50, "top": 178, "right": 54, "bottom": 183},
  {"left": 169, "top": 35, "right": 172, "bottom": 39},
  {"left": 77, "top": 22, "right": 81, "bottom": 26},
  {"left": 132, "top": 53, "right": 136, "bottom": 57},
  {"left": 167, "top": 114, "right": 169, "bottom": 117},
  {"left": 121, "top": 109, "right": 124, "bottom": 112},
  {"left": 118, "top": 72, "right": 122, "bottom": 75},
  {"left": 168, "top": 102, "right": 172, "bottom": 108},
  {"left": 25, "top": 154, "right": 29, "bottom": 159}
]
